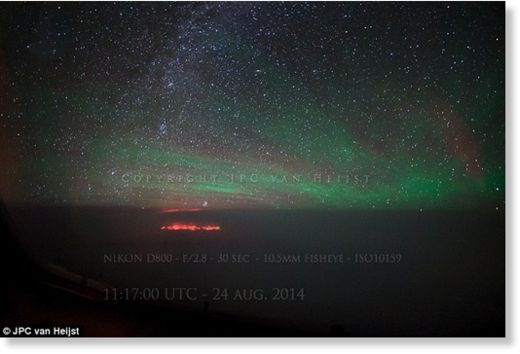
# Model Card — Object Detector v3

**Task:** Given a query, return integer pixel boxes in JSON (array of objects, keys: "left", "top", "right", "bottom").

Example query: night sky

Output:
[{"left": 0, "top": 2, "right": 505, "bottom": 210}]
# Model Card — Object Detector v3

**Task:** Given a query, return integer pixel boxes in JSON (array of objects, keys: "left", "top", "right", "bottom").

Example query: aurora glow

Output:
[{"left": 0, "top": 2, "right": 504, "bottom": 210}]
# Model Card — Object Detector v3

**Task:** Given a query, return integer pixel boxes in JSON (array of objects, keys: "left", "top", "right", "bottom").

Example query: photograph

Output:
[{"left": 0, "top": 0, "right": 508, "bottom": 343}]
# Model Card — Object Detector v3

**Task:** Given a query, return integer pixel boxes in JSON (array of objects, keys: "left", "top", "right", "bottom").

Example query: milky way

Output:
[{"left": 0, "top": 2, "right": 504, "bottom": 210}]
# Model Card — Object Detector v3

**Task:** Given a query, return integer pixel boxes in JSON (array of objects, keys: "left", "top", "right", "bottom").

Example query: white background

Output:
[{"left": 1, "top": 0, "right": 517, "bottom": 352}]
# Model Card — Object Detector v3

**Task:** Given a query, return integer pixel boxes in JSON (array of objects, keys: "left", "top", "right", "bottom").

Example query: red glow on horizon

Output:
[
  {"left": 201, "top": 225, "right": 220, "bottom": 231},
  {"left": 160, "top": 223, "right": 221, "bottom": 231}
]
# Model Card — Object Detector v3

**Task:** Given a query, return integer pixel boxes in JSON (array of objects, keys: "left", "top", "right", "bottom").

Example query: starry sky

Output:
[{"left": 0, "top": 1, "right": 505, "bottom": 210}]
